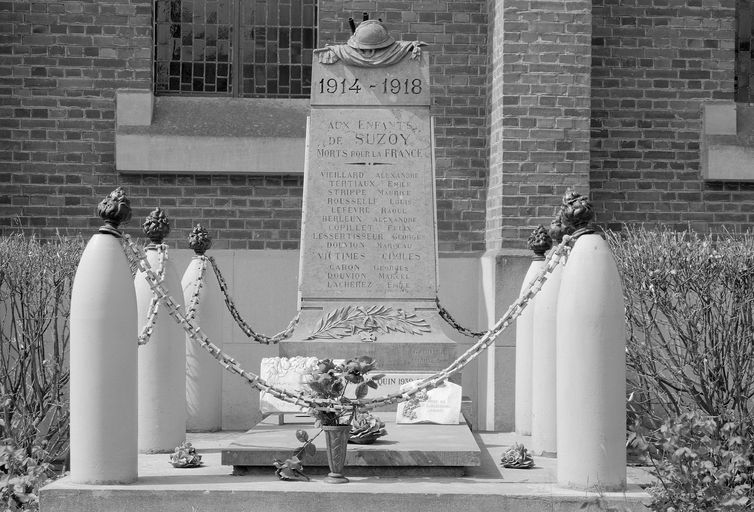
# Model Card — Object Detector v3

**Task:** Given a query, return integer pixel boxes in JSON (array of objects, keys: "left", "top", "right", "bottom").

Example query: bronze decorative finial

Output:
[
  {"left": 188, "top": 224, "right": 212, "bottom": 255},
  {"left": 527, "top": 225, "right": 552, "bottom": 260},
  {"left": 97, "top": 187, "right": 132, "bottom": 237},
  {"left": 142, "top": 208, "right": 171, "bottom": 246},
  {"left": 548, "top": 208, "right": 566, "bottom": 244},
  {"left": 560, "top": 190, "right": 595, "bottom": 233}
]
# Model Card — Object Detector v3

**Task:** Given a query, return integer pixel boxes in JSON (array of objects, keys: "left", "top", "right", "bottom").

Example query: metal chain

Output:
[
  {"left": 435, "top": 297, "right": 486, "bottom": 337},
  {"left": 119, "top": 232, "right": 579, "bottom": 413},
  {"left": 435, "top": 237, "right": 576, "bottom": 338},
  {"left": 137, "top": 244, "right": 167, "bottom": 346},
  {"left": 206, "top": 255, "right": 299, "bottom": 344}
]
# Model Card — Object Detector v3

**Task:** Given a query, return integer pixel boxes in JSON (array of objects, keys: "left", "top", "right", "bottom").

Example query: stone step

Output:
[
  {"left": 221, "top": 417, "right": 481, "bottom": 477},
  {"left": 40, "top": 431, "right": 653, "bottom": 512}
]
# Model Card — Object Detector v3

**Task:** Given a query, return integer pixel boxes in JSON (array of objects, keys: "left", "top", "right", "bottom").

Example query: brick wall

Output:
[
  {"left": 590, "top": 0, "right": 754, "bottom": 232},
  {"left": 0, "top": 0, "right": 152, "bottom": 236},
  {"left": 119, "top": 174, "right": 303, "bottom": 250},
  {"left": 1, "top": 0, "right": 489, "bottom": 254},
  {"left": 487, "top": 0, "right": 592, "bottom": 250}
]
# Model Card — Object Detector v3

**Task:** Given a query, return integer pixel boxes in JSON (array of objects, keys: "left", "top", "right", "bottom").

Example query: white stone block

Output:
[
  {"left": 136, "top": 248, "right": 186, "bottom": 453},
  {"left": 556, "top": 234, "right": 626, "bottom": 491},
  {"left": 514, "top": 258, "right": 545, "bottom": 436},
  {"left": 116, "top": 90, "right": 153, "bottom": 127},
  {"left": 259, "top": 356, "right": 318, "bottom": 414},
  {"left": 70, "top": 234, "right": 138, "bottom": 484},
  {"left": 704, "top": 144, "right": 754, "bottom": 181},
  {"left": 703, "top": 102, "right": 736, "bottom": 135}
]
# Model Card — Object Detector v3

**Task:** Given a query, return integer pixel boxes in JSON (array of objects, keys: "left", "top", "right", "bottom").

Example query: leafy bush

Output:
[
  {"left": 644, "top": 411, "right": 753, "bottom": 511},
  {"left": 607, "top": 228, "right": 754, "bottom": 510},
  {"left": 0, "top": 442, "right": 53, "bottom": 511},
  {"left": 0, "top": 233, "right": 83, "bottom": 510},
  {"left": 606, "top": 229, "right": 754, "bottom": 432}
]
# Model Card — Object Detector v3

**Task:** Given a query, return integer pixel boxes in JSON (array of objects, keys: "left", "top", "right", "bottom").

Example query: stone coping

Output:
[{"left": 117, "top": 96, "right": 310, "bottom": 138}]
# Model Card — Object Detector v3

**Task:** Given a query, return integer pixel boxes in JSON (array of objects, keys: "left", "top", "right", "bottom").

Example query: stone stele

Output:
[{"left": 282, "top": 48, "right": 458, "bottom": 380}]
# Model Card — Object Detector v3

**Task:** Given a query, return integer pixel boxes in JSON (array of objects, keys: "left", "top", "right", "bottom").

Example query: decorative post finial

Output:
[
  {"left": 188, "top": 224, "right": 212, "bottom": 255},
  {"left": 142, "top": 208, "right": 171, "bottom": 246},
  {"left": 527, "top": 225, "right": 552, "bottom": 260},
  {"left": 548, "top": 209, "right": 566, "bottom": 244},
  {"left": 560, "top": 190, "right": 595, "bottom": 234},
  {"left": 97, "top": 187, "right": 132, "bottom": 237}
]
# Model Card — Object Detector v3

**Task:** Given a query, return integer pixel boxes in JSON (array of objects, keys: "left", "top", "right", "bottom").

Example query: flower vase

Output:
[{"left": 322, "top": 425, "right": 350, "bottom": 483}]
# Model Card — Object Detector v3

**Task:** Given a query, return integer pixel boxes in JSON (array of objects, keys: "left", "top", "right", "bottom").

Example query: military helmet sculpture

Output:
[
  {"left": 314, "top": 13, "right": 425, "bottom": 67},
  {"left": 347, "top": 19, "right": 395, "bottom": 50}
]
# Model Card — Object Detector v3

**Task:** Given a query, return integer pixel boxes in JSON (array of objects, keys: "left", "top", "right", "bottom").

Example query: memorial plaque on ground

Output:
[{"left": 281, "top": 22, "right": 458, "bottom": 399}]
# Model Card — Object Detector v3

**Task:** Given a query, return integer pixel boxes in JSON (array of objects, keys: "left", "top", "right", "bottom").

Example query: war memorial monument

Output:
[
  {"left": 222, "top": 17, "right": 481, "bottom": 475},
  {"left": 39, "top": 16, "right": 645, "bottom": 512}
]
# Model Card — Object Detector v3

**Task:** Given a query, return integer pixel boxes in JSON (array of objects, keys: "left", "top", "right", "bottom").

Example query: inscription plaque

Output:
[
  {"left": 311, "top": 53, "right": 430, "bottom": 107},
  {"left": 300, "top": 107, "right": 436, "bottom": 300}
]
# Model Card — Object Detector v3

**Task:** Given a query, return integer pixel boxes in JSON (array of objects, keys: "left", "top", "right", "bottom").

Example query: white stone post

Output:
[
  {"left": 530, "top": 222, "right": 563, "bottom": 456},
  {"left": 182, "top": 225, "right": 223, "bottom": 431},
  {"left": 556, "top": 193, "right": 626, "bottom": 491},
  {"left": 514, "top": 226, "right": 551, "bottom": 436},
  {"left": 69, "top": 188, "right": 138, "bottom": 484},
  {"left": 135, "top": 209, "right": 186, "bottom": 452}
]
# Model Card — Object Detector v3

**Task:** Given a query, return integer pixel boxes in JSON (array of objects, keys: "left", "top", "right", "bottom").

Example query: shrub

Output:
[
  {"left": 645, "top": 411, "right": 753, "bottom": 511},
  {"left": 605, "top": 229, "right": 754, "bottom": 433},
  {"left": 0, "top": 233, "right": 84, "bottom": 510}
]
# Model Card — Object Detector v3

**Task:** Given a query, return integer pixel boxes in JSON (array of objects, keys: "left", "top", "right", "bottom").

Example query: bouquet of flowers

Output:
[{"left": 305, "top": 356, "right": 383, "bottom": 426}]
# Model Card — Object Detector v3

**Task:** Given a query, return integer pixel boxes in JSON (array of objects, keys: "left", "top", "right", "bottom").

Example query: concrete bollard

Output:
[
  {"left": 556, "top": 193, "right": 626, "bottom": 491},
  {"left": 514, "top": 226, "right": 551, "bottom": 436},
  {"left": 182, "top": 225, "right": 223, "bottom": 431},
  {"left": 69, "top": 188, "right": 138, "bottom": 484},
  {"left": 135, "top": 208, "right": 186, "bottom": 452},
  {"left": 530, "top": 219, "right": 564, "bottom": 456}
]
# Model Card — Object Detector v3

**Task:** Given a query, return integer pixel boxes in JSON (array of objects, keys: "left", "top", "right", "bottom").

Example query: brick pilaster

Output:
[{"left": 487, "top": 0, "right": 592, "bottom": 249}]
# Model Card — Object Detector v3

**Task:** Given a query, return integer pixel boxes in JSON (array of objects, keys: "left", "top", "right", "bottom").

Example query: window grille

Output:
[
  {"left": 736, "top": 0, "right": 753, "bottom": 103},
  {"left": 154, "top": 0, "right": 317, "bottom": 98}
]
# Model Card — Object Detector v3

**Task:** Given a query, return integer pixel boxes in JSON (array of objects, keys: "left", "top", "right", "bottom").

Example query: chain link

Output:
[
  {"left": 435, "top": 297, "right": 486, "bottom": 337},
  {"left": 119, "top": 232, "right": 579, "bottom": 413},
  {"left": 137, "top": 244, "right": 167, "bottom": 346},
  {"left": 206, "top": 256, "right": 299, "bottom": 344}
]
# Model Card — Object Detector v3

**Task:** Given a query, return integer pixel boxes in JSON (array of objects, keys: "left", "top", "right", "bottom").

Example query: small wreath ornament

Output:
[{"left": 500, "top": 442, "right": 534, "bottom": 469}]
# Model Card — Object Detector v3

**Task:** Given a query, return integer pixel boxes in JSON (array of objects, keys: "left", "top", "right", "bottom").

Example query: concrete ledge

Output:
[
  {"left": 115, "top": 133, "right": 305, "bottom": 173},
  {"left": 115, "top": 95, "right": 308, "bottom": 174},
  {"left": 704, "top": 144, "right": 754, "bottom": 181}
]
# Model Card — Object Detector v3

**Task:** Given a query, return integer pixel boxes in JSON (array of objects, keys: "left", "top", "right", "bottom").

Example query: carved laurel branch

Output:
[{"left": 305, "top": 305, "right": 431, "bottom": 341}]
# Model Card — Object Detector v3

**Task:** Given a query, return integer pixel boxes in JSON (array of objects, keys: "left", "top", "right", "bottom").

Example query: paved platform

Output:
[
  {"left": 222, "top": 418, "right": 480, "bottom": 476},
  {"left": 40, "top": 431, "right": 653, "bottom": 512}
]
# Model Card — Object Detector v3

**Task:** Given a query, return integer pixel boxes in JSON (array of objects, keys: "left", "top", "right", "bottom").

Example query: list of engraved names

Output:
[{"left": 301, "top": 107, "right": 436, "bottom": 299}]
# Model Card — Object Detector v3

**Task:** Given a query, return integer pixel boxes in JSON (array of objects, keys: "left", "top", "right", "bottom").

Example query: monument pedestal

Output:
[
  {"left": 281, "top": 300, "right": 457, "bottom": 369},
  {"left": 280, "top": 299, "right": 460, "bottom": 413},
  {"left": 221, "top": 417, "right": 480, "bottom": 477}
]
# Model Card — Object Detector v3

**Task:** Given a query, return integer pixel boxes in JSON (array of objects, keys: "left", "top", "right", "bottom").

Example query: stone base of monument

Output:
[
  {"left": 221, "top": 417, "right": 480, "bottom": 477},
  {"left": 40, "top": 430, "right": 652, "bottom": 512}
]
